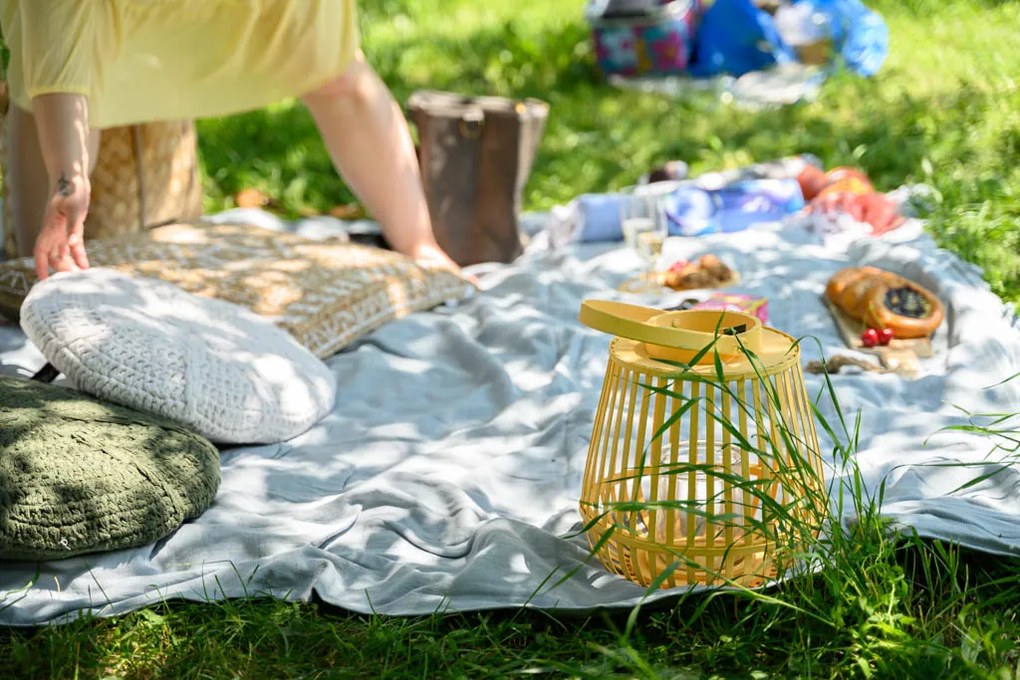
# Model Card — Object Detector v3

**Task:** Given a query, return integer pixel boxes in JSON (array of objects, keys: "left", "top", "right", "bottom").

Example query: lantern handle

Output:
[{"left": 578, "top": 299, "right": 762, "bottom": 356}]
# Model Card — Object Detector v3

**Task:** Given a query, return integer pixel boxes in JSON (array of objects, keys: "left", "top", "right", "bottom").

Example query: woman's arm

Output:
[{"left": 31, "top": 92, "right": 92, "bottom": 279}]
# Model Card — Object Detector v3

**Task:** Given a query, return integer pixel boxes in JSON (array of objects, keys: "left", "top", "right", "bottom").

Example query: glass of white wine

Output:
[{"left": 619, "top": 184, "right": 671, "bottom": 293}]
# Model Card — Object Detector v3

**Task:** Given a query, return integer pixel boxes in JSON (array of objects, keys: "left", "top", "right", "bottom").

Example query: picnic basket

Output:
[
  {"left": 577, "top": 300, "right": 826, "bottom": 588},
  {"left": 586, "top": 0, "right": 705, "bottom": 77}
]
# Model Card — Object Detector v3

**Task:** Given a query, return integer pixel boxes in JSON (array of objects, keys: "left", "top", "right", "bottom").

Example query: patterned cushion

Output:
[
  {"left": 0, "top": 375, "right": 219, "bottom": 561},
  {"left": 20, "top": 269, "right": 337, "bottom": 444},
  {"left": 0, "top": 221, "right": 472, "bottom": 358}
]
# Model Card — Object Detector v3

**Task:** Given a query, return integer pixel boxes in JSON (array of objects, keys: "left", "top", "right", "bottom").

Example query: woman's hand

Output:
[
  {"left": 34, "top": 173, "right": 91, "bottom": 280},
  {"left": 29, "top": 93, "right": 93, "bottom": 279}
]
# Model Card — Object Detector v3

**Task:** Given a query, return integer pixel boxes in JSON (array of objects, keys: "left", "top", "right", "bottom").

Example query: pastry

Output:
[
  {"left": 661, "top": 254, "right": 736, "bottom": 291},
  {"left": 825, "top": 266, "right": 944, "bottom": 339}
]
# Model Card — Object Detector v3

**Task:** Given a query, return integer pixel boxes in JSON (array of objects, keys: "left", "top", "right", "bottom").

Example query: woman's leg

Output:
[
  {"left": 300, "top": 52, "right": 459, "bottom": 271},
  {"left": 7, "top": 105, "right": 99, "bottom": 257}
]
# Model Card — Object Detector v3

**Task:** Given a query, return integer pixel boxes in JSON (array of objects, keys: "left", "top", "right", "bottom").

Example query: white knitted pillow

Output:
[{"left": 20, "top": 269, "right": 337, "bottom": 445}]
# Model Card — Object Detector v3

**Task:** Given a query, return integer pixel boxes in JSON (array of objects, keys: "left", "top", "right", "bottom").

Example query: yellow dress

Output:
[{"left": 1, "top": 0, "right": 360, "bottom": 129}]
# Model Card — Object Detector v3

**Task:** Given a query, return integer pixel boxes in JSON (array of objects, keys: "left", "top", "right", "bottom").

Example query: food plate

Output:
[{"left": 824, "top": 296, "right": 936, "bottom": 377}]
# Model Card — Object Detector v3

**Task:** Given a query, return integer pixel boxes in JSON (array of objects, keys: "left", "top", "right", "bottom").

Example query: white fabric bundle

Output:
[{"left": 20, "top": 269, "right": 336, "bottom": 444}]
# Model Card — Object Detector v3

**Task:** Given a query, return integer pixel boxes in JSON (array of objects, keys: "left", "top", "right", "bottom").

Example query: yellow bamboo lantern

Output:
[{"left": 578, "top": 300, "right": 827, "bottom": 588}]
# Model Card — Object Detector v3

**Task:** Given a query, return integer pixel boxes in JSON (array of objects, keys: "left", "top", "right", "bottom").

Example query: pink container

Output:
[{"left": 692, "top": 293, "right": 769, "bottom": 325}]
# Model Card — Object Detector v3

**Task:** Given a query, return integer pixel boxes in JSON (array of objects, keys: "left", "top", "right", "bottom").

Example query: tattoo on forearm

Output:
[{"left": 56, "top": 173, "right": 73, "bottom": 197}]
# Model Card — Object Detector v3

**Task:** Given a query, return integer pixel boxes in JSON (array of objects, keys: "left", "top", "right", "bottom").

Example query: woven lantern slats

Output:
[{"left": 578, "top": 300, "right": 827, "bottom": 589}]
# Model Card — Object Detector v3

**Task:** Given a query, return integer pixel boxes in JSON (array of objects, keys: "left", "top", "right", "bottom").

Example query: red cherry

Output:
[
  {"left": 860, "top": 328, "right": 880, "bottom": 348},
  {"left": 878, "top": 327, "right": 895, "bottom": 345}
]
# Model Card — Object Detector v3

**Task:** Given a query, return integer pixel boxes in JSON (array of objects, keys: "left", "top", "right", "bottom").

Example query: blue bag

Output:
[{"left": 687, "top": 0, "right": 795, "bottom": 77}]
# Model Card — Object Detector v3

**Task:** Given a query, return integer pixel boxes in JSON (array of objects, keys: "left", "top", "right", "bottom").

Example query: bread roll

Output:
[{"left": 825, "top": 266, "right": 943, "bottom": 339}]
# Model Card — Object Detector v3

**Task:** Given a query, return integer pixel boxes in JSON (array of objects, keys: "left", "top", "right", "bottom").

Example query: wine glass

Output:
[{"left": 619, "top": 183, "right": 671, "bottom": 293}]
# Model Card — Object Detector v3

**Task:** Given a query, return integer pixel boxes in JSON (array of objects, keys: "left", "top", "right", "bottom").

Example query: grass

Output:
[
  {"left": 1, "top": 543, "right": 1016, "bottom": 679},
  {"left": 4, "top": 0, "right": 1020, "bottom": 677}
]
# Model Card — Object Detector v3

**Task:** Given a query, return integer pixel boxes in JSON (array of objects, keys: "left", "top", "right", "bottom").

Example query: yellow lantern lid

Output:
[{"left": 579, "top": 299, "right": 798, "bottom": 377}]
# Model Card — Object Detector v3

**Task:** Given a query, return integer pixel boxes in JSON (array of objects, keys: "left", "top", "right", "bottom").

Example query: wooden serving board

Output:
[{"left": 823, "top": 297, "right": 936, "bottom": 377}]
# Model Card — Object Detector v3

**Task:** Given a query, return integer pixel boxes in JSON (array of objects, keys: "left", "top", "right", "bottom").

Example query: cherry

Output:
[
  {"left": 860, "top": 328, "right": 880, "bottom": 348},
  {"left": 878, "top": 327, "right": 895, "bottom": 345}
]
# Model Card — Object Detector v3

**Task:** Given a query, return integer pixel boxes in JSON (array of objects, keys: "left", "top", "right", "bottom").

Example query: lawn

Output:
[{"left": 3, "top": 0, "right": 1020, "bottom": 677}]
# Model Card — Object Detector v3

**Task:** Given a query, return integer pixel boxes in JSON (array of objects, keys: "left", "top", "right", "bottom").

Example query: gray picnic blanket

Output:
[{"left": 1, "top": 209, "right": 1018, "bottom": 625}]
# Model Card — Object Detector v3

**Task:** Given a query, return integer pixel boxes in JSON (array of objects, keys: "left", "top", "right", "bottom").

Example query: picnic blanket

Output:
[{"left": 1, "top": 208, "right": 1018, "bottom": 626}]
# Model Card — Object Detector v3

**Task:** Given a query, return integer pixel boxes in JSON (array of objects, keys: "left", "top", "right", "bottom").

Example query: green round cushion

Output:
[{"left": 0, "top": 375, "right": 220, "bottom": 560}]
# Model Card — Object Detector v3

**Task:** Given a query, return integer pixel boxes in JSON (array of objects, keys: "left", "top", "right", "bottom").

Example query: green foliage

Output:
[{"left": 4, "top": 536, "right": 1020, "bottom": 677}]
